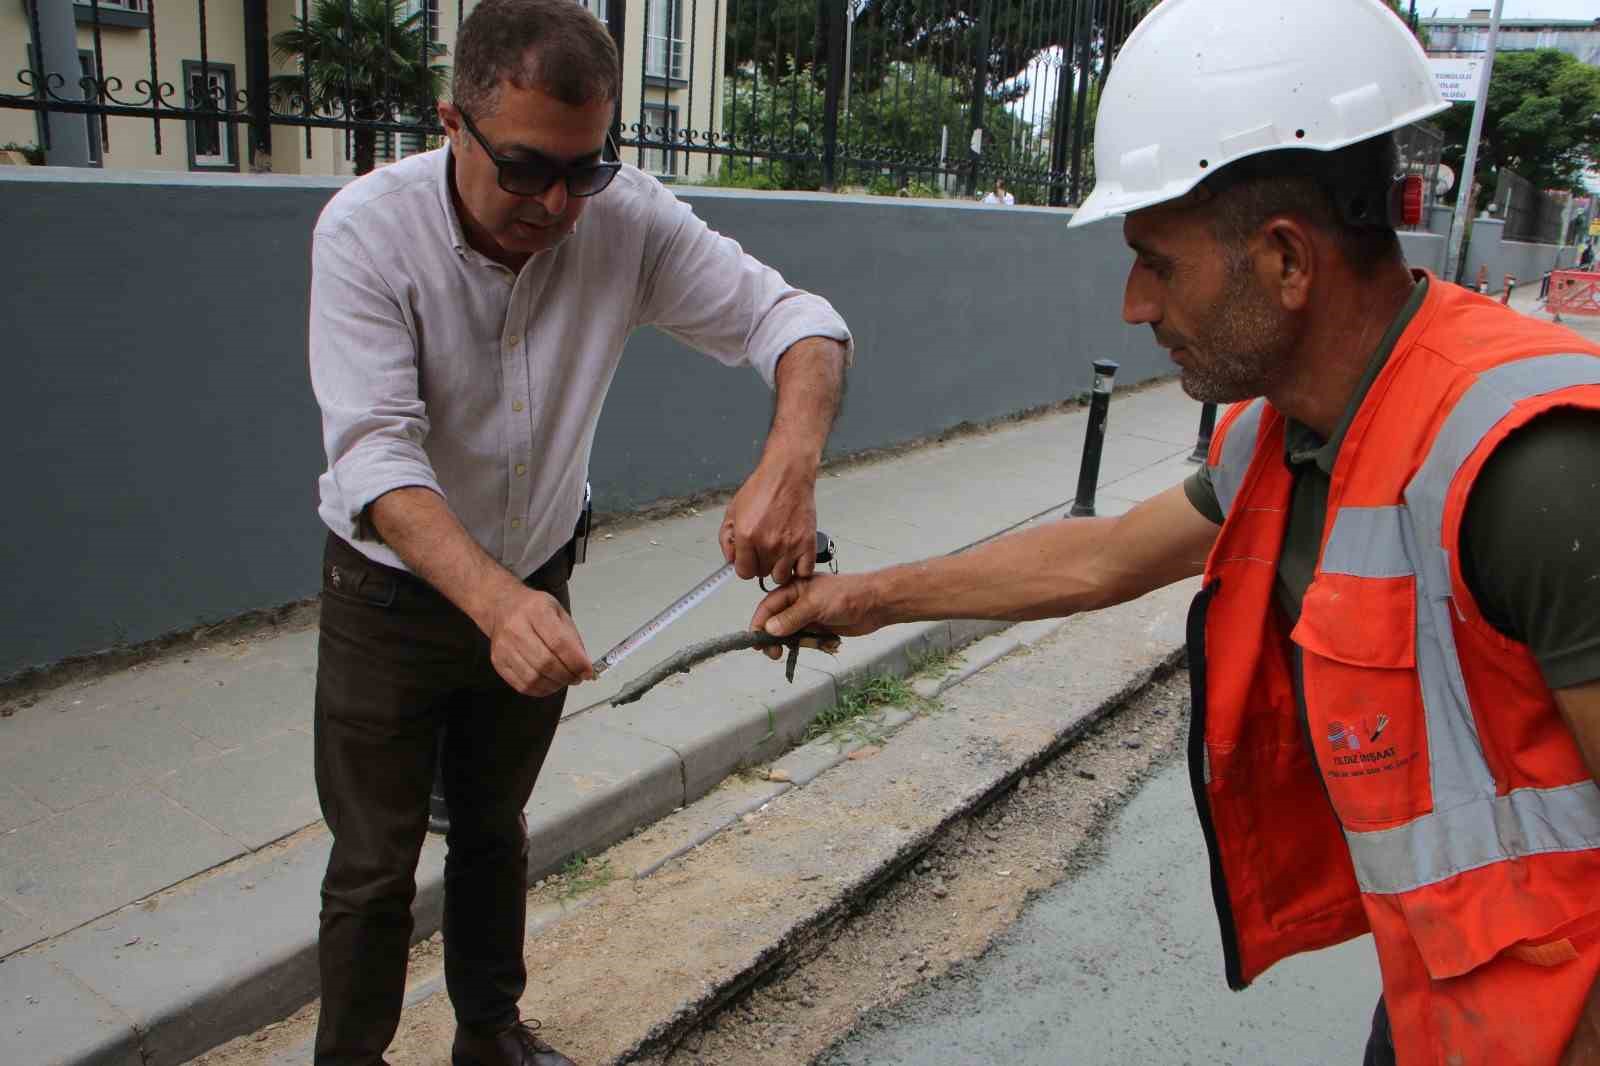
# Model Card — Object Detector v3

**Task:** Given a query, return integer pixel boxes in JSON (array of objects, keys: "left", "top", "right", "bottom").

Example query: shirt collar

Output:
[
  {"left": 1283, "top": 272, "right": 1430, "bottom": 475},
  {"left": 433, "top": 141, "right": 581, "bottom": 267},
  {"left": 436, "top": 143, "right": 471, "bottom": 257}
]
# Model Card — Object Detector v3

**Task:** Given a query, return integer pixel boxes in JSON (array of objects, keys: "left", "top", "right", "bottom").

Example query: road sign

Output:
[{"left": 1430, "top": 58, "right": 1484, "bottom": 103}]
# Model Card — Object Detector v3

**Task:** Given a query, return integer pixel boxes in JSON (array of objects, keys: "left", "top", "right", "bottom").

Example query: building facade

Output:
[
  {"left": 1, "top": 0, "right": 724, "bottom": 181},
  {"left": 1420, "top": 11, "right": 1600, "bottom": 66}
]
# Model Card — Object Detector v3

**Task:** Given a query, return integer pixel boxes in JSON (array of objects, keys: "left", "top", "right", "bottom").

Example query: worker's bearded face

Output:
[{"left": 1158, "top": 246, "right": 1297, "bottom": 404}]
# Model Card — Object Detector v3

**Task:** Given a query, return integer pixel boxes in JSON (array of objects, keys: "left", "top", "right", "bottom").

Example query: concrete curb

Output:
[{"left": 0, "top": 617, "right": 1017, "bottom": 1066}]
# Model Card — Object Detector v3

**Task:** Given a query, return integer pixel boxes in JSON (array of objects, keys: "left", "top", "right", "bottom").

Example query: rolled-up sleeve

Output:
[
  {"left": 309, "top": 228, "right": 442, "bottom": 535},
  {"left": 635, "top": 182, "right": 853, "bottom": 388}
]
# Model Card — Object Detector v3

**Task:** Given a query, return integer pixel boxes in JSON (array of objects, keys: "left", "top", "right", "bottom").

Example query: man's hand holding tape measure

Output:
[{"left": 718, "top": 447, "right": 822, "bottom": 587}]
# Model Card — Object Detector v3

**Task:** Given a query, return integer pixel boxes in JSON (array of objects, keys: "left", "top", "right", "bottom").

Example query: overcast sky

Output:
[{"left": 1420, "top": 0, "right": 1596, "bottom": 18}]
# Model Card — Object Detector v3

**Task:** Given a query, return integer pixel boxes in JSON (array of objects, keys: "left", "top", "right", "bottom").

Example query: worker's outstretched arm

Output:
[{"left": 751, "top": 483, "right": 1219, "bottom": 640}]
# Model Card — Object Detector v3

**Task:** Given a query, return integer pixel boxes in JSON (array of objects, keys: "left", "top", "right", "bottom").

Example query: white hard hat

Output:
[{"left": 1068, "top": 0, "right": 1449, "bottom": 229}]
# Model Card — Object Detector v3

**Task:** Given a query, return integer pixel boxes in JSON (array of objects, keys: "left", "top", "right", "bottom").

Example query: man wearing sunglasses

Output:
[{"left": 306, "top": 0, "right": 851, "bottom": 1062}]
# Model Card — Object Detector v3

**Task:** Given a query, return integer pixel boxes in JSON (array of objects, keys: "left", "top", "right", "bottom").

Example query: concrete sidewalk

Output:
[{"left": 0, "top": 379, "right": 1208, "bottom": 1066}]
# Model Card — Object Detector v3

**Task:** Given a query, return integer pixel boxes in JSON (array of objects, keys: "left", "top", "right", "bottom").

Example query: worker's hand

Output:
[
  {"left": 721, "top": 454, "right": 817, "bottom": 585},
  {"left": 484, "top": 584, "right": 594, "bottom": 697},
  {"left": 749, "top": 574, "right": 882, "bottom": 660}
]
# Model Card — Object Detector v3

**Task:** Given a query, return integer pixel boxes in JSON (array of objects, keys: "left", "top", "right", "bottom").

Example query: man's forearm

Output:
[
  {"left": 764, "top": 337, "right": 848, "bottom": 470},
  {"left": 368, "top": 487, "right": 524, "bottom": 633},
  {"left": 863, "top": 517, "right": 1124, "bottom": 625},
  {"left": 860, "top": 484, "right": 1216, "bottom": 627}
]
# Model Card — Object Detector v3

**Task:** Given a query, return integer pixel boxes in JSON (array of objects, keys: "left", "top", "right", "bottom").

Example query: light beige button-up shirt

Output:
[{"left": 310, "top": 147, "right": 852, "bottom": 578}]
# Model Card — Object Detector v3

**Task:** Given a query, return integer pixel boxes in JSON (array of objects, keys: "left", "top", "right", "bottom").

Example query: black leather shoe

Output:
[{"left": 451, "top": 1019, "right": 576, "bottom": 1066}]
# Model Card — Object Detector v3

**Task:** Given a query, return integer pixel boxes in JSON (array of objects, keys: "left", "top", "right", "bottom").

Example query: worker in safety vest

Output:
[{"left": 750, "top": 0, "right": 1600, "bottom": 1061}]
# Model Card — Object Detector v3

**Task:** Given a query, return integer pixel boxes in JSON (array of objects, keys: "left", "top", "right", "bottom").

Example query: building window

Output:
[
  {"left": 405, "top": 0, "right": 441, "bottom": 41},
  {"left": 72, "top": 0, "right": 152, "bottom": 28},
  {"left": 183, "top": 60, "right": 238, "bottom": 171},
  {"left": 27, "top": 47, "right": 102, "bottom": 165},
  {"left": 640, "top": 103, "right": 678, "bottom": 177},
  {"left": 378, "top": 130, "right": 430, "bottom": 164},
  {"left": 645, "top": 0, "right": 684, "bottom": 82}
]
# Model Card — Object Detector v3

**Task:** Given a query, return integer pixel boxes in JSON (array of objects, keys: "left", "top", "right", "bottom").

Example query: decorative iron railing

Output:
[{"left": 5, "top": 0, "right": 1445, "bottom": 211}]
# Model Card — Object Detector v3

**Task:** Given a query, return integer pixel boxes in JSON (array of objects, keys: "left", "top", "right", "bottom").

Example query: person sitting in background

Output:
[{"left": 981, "top": 177, "right": 1014, "bottom": 205}]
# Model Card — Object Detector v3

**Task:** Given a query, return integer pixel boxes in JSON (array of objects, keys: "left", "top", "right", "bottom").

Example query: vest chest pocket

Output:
[{"left": 1291, "top": 574, "right": 1433, "bottom": 830}]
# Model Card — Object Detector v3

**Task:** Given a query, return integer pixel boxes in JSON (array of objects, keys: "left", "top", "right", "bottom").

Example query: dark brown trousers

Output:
[{"left": 312, "top": 532, "right": 570, "bottom": 1066}]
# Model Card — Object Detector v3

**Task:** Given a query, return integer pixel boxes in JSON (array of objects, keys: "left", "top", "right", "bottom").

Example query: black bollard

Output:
[
  {"left": 1070, "top": 359, "right": 1119, "bottom": 518},
  {"left": 1188, "top": 402, "right": 1218, "bottom": 463},
  {"left": 428, "top": 729, "right": 449, "bottom": 834}
]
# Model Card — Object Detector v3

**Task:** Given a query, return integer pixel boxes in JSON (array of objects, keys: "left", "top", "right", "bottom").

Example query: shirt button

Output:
[
  {"left": 510, "top": 518, "right": 522, "bottom": 529},
  {"left": 505, "top": 335, "right": 521, "bottom": 349},
  {"left": 515, "top": 464, "right": 527, "bottom": 477},
  {"left": 512, "top": 400, "right": 525, "bottom": 412}
]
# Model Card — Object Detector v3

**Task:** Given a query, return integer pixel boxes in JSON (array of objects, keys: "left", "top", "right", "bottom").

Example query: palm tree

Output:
[{"left": 271, "top": 0, "right": 449, "bottom": 175}]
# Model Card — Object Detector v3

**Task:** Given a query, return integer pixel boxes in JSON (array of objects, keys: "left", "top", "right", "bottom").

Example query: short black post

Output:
[
  {"left": 1188, "top": 402, "right": 1218, "bottom": 463},
  {"left": 428, "top": 729, "right": 449, "bottom": 834},
  {"left": 1070, "top": 360, "right": 1119, "bottom": 518}
]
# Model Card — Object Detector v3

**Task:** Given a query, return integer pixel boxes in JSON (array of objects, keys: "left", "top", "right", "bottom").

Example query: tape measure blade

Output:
[{"left": 596, "top": 561, "right": 735, "bottom": 674}]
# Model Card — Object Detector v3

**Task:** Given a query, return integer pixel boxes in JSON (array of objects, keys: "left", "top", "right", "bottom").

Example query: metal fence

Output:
[
  {"left": 4, "top": 0, "right": 1446, "bottom": 212},
  {"left": 668, "top": 0, "right": 1153, "bottom": 204},
  {"left": 4, "top": 0, "right": 1151, "bottom": 203},
  {"left": 1493, "top": 167, "right": 1567, "bottom": 245}
]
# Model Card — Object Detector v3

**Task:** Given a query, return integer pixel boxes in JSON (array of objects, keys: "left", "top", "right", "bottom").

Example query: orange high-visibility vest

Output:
[{"left": 1194, "top": 276, "right": 1600, "bottom": 1064}]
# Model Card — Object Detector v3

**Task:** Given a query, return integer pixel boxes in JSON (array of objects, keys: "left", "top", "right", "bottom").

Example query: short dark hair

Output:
[
  {"left": 453, "top": 0, "right": 621, "bottom": 117},
  {"left": 1204, "top": 134, "right": 1404, "bottom": 277}
]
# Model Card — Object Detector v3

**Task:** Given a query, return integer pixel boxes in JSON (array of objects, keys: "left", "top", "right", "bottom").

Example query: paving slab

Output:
[
  {"left": 0, "top": 899, "right": 52, "bottom": 959},
  {"left": 153, "top": 729, "right": 320, "bottom": 849},
  {"left": 0, "top": 956, "right": 139, "bottom": 1066},
  {"left": 0, "top": 780, "right": 50, "bottom": 836},
  {"left": 0, "top": 786, "right": 244, "bottom": 939},
  {"left": 156, "top": 658, "right": 316, "bottom": 750},
  {"left": 46, "top": 833, "right": 335, "bottom": 1066},
  {"left": 1098, "top": 452, "right": 1199, "bottom": 503},
  {"left": 0, "top": 705, "right": 214, "bottom": 814}
]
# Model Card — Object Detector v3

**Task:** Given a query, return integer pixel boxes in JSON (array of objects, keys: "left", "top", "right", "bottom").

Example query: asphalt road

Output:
[{"left": 819, "top": 761, "right": 1383, "bottom": 1066}]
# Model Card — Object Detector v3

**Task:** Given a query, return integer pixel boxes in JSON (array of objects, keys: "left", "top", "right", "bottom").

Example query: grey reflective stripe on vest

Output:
[
  {"left": 1331, "top": 354, "right": 1600, "bottom": 895},
  {"left": 1210, "top": 399, "right": 1266, "bottom": 519},
  {"left": 1347, "top": 782, "right": 1600, "bottom": 896},
  {"left": 1320, "top": 507, "right": 1414, "bottom": 579}
]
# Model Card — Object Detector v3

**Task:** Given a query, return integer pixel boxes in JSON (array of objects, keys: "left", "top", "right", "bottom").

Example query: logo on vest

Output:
[{"left": 1325, "top": 715, "right": 1412, "bottom": 778}]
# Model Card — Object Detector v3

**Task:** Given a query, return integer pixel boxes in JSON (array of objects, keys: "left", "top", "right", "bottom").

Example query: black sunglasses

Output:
[{"left": 457, "top": 107, "right": 622, "bottom": 199}]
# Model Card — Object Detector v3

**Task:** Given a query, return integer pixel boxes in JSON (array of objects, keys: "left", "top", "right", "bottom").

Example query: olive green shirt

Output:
[{"left": 1184, "top": 277, "right": 1600, "bottom": 690}]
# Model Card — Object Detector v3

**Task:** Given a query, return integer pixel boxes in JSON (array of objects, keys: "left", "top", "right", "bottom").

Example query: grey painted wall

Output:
[
  {"left": 1398, "top": 230, "right": 1447, "bottom": 276},
  {"left": 0, "top": 170, "right": 1166, "bottom": 677},
  {"left": 1461, "top": 217, "right": 1578, "bottom": 294}
]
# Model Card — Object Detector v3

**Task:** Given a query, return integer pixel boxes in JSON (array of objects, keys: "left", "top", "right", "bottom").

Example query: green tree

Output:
[
  {"left": 725, "top": 0, "right": 1150, "bottom": 94},
  {"left": 270, "top": 0, "right": 449, "bottom": 175},
  {"left": 713, "top": 60, "right": 1051, "bottom": 201},
  {"left": 1435, "top": 49, "right": 1600, "bottom": 204}
]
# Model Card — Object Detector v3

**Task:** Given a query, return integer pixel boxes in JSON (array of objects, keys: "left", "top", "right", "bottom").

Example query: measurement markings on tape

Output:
[{"left": 593, "top": 563, "right": 736, "bottom": 677}]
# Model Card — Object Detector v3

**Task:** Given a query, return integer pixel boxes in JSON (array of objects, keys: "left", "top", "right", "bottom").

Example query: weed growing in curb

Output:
[
  {"left": 805, "top": 672, "right": 930, "bottom": 746},
  {"left": 910, "top": 647, "right": 961, "bottom": 678},
  {"left": 556, "top": 853, "right": 616, "bottom": 901}
]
